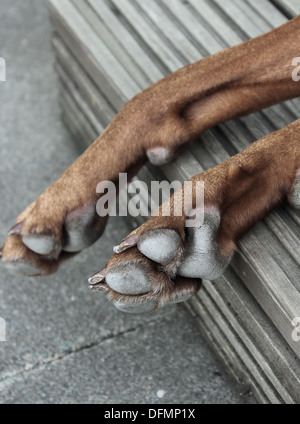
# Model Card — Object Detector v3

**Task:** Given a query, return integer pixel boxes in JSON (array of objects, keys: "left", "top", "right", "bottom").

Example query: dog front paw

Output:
[
  {"left": 1, "top": 182, "right": 107, "bottom": 276},
  {"left": 89, "top": 132, "right": 300, "bottom": 314},
  {"left": 88, "top": 248, "right": 202, "bottom": 314},
  {"left": 88, "top": 204, "right": 233, "bottom": 313}
]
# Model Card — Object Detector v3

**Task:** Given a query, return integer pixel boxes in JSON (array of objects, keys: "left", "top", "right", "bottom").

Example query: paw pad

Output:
[
  {"left": 138, "top": 229, "right": 181, "bottom": 265},
  {"left": 106, "top": 263, "right": 152, "bottom": 295}
]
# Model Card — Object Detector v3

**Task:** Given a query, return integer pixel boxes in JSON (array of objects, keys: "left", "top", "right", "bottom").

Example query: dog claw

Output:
[
  {"left": 88, "top": 276, "right": 105, "bottom": 285},
  {"left": 88, "top": 269, "right": 107, "bottom": 285},
  {"left": 113, "top": 234, "right": 139, "bottom": 254},
  {"left": 8, "top": 222, "right": 23, "bottom": 236},
  {"left": 89, "top": 283, "right": 108, "bottom": 292},
  {"left": 88, "top": 273, "right": 109, "bottom": 291}
]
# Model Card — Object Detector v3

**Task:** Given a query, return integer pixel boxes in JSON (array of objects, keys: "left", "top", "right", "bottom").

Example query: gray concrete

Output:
[{"left": 0, "top": 0, "right": 255, "bottom": 404}]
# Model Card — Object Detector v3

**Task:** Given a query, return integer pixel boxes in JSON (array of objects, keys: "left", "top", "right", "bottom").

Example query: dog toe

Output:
[
  {"left": 8, "top": 221, "right": 56, "bottom": 257},
  {"left": 63, "top": 204, "right": 103, "bottom": 253},
  {"left": 137, "top": 229, "right": 181, "bottom": 265},
  {"left": 89, "top": 246, "right": 202, "bottom": 313},
  {"left": 106, "top": 263, "right": 152, "bottom": 295},
  {"left": 1, "top": 236, "right": 59, "bottom": 276},
  {"left": 90, "top": 249, "right": 156, "bottom": 297},
  {"left": 8, "top": 202, "right": 105, "bottom": 263},
  {"left": 178, "top": 207, "right": 232, "bottom": 280},
  {"left": 22, "top": 234, "right": 57, "bottom": 256}
]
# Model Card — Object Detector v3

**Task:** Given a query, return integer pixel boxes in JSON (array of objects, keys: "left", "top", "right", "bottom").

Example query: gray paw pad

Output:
[
  {"left": 113, "top": 299, "right": 158, "bottom": 314},
  {"left": 106, "top": 263, "right": 152, "bottom": 295},
  {"left": 178, "top": 208, "right": 232, "bottom": 280},
  {"left": 138, "top": 229, "right": 181, "bottom": 265},
  {"left": 63, "top": 204, "right": 99, "bottom": 252},
  {"left": 22, "top": 235, "right": 56, "bottom": 256},
  {"left": 3, "top": 260, "right": 41, "bottom": 276}
]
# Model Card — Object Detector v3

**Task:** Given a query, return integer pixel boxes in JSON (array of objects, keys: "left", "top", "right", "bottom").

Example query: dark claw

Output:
[{"left": 89, "top": 282, "right": 109, "bottom": 292}]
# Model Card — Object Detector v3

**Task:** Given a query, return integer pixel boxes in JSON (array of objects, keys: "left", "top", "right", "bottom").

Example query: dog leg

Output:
[{"left": 89, "top": 122, "right": 300, "bottom": 312}]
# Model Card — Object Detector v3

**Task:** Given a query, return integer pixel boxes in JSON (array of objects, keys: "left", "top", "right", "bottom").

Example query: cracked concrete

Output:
[
  {"left": 0, "top": 314, "right": 254, "bottom": 404},
  {"left": 0, "top": 322, "right": 148, "bottom": 384},
  {"left": 0, "top": 0, "right": 256, "bottom": 404},
  {"left": 0, "top": 326, "right": 150, "bottom": 386}
]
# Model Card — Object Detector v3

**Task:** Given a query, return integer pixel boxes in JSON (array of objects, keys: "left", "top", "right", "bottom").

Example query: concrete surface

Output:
[{"left": 0, "top": 0, "right": 255, "bottom": 404}]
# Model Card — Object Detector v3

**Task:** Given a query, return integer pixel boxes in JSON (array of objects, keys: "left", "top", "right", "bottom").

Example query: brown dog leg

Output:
[{"left": 89, "top": 121, "right": 300, "bottom": 312}]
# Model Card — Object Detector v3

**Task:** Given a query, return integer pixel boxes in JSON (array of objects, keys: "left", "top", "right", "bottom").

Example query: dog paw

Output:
[
  {"left": 89, "top": 206, "right": 233, "bottom": 313},
  {"left": 1, "top": 184, "right": 107, "bottom": 276},
  {"left": 89, "top": 247, "right": 202, "bottom": 313}
]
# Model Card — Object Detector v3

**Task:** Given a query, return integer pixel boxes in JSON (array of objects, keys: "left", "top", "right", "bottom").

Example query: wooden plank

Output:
[
  {"left": 54, "top": 47, "right": 300, "bottom": 403},
  {"left": 210, "top": 270, "right": 300, "bottom": 403},
  {"left": 270, "top": 0, "right": 300, "bottom": 18},
  {"left": 247, "top": 0, "right": 290, "bottom": 27},
  {"left": 49, "top": 0, "right": 138, "bottom": 109},
  {"left": 57, "top": 63, "right": 103, "bottom": 136},
  {"left": 198, "top": 288, "right": 283, "bottom": 404},
  {"left": 58, "top": 81, "right": 99, "bottom": 144},
  {"left": 184, "top": 300, "right": 270, "bottom": 404},
  {"left": 60, "top": 91, "right": 97, "bottom": 149},
  {"left": 87, "top": 0, "right": 164, "bottom": 82},
  {"left": 52, "top": 36, "right": 116, "bottom": 127},
  {"left": 72, "top": 0, "right": 153, "bottom": 89}
]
